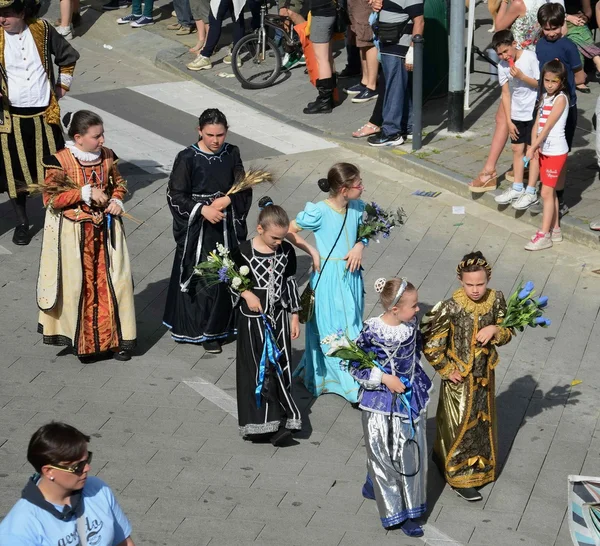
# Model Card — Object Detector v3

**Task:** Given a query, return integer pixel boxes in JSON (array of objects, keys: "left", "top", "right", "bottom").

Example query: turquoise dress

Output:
[{"left": 294, "top": 199, "right": 365, "bottom": 403}]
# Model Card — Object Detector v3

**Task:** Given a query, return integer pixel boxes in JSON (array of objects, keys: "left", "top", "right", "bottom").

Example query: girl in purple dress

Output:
[{"left": 349, "top": 278, "right": 432, "bottom": 538}]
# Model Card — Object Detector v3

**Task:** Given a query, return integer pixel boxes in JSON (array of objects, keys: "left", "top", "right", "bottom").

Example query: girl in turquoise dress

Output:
[{"left": 287, "top": 163, "right": 367, "bottom": 403}]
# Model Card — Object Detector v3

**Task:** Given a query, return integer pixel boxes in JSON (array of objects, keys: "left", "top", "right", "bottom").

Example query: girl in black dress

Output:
[
  {"left": 163, "top": 109, "right": 252, "bottom": 353},
  {"left": 231, "top": 197, "right": 302, "bottom": 446}
]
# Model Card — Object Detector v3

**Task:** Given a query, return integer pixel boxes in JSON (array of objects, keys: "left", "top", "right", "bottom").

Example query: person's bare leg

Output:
[
  {"left": 364, "top": 45, "right": 378, "bottom": 90},
  {"left": 313, "top": 42, "right": 333, "bottom": 79},
  {"left": 60, "top": 0, "right": 72, "bottom": 27},
  {"left": 540, "top": 184, "right": 555, "bottom": 233},
  {"left": 482, "top": 103, "right": 509, "bottom": 174},
  {"left": 190, "top": 21, "right": 208, "bottom": 53}
]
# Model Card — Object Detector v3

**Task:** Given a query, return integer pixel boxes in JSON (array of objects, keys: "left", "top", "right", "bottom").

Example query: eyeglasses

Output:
[
  {"left": 47, "top": 452, "right": 93, "bottom": 476},
  {"left": 349, "top": 178, "right": 364, "bottom": 189}
]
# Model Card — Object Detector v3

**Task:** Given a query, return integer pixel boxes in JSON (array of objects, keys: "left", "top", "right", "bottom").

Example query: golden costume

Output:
[
  {"left": 421, "top": 288, "right": 512, "bottom": 488},
  {"left": 37, "top": 147, "right": 136, "bottom": 357}
]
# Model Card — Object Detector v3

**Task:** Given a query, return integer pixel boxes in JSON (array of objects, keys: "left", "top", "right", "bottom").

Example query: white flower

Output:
[
  {"left": 321, "top": 334, "right": 337, "bottom": 345},
  {"left": 330, "top": 337, "right": 351, "bottom": 350},
  {"left": 216, "top": 243, "right": 227, "bottom": 256},
  {"left": 239, "top": 265, "right": 250, "bottom": 276},
  {"left": 223, "top": 258, "right": 235, "bottom": 268},
  {"left": 231, "top": 277, "right": 242, "bottom": 289}
]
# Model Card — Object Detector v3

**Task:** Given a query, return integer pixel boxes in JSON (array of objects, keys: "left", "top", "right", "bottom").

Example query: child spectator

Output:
[
  {"left": 524, "top": 60, "right": 569, "bottom": 250},
  {"left": 492, "top": 30, "right": 541, "bottom": 209},
  {"left": 528, "top": 2, "right": 584, "bottom": 217}
]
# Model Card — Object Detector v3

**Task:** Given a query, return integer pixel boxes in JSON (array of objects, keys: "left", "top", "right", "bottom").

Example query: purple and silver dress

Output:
[{"left": 350, "top": 316, "right": 433, "bottom": 528}]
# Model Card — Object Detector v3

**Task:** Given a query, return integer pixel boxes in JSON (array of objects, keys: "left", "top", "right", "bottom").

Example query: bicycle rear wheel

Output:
[{"left": 232, "top": 33, "right": 282, "bottom": 89}]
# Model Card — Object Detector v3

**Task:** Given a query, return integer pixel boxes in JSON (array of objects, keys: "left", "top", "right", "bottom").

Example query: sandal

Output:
[
  {"left": 577, "top": 85, "right": 591, "bottom": 94},
  {"left": 469, "top": 170, "right": 497, "bottom": 193},
  {"left": 352, "top": 122, "right": 380, "bottom": 138}
]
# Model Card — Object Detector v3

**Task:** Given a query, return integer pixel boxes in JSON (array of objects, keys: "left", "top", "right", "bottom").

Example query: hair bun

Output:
[
  {"left": 258, "top": 196, "right": 274, "bottom": 210},
  {"left": 374, "top": 278, "right": 387, "bottom": 294},
  {"left": 62, "top": 112, "right": 73, "bottom": 130},
  {"left": 317, "top": 178, "right": 331, "bottom": 192}
]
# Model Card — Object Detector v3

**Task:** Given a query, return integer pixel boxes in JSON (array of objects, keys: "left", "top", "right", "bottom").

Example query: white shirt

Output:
[
  {"left": 4, "top": 27, "right": 51, "bottom": 108},
  {"left": 538, "top": 91, "right": 569, "bottom": 156},
  {"left": 498, "top": 50, "right": 539, "bottom": 121}
]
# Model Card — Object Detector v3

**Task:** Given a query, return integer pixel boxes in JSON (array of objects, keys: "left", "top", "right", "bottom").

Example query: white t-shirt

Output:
[
  {"left": 538, "top": 91, "right": 569, "bottom": 156},
  {"left": 498, "top": 50, "right": 540, "bottom": 121}
]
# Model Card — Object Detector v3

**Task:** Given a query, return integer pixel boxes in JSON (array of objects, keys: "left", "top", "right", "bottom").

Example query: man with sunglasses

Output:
[{"left": 0, "top": 422, "right": 135, "bottom": 546}]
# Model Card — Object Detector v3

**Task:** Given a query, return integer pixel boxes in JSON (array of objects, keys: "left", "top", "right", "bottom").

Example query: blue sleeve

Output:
[
  {"left": 565, "top": 39, "right": 582, "bottom": 70},
  {"left": 104, "top": 485, "right": 132, "bottom": 545},
  {"left": 0, "top": 503, "right": 42, "bottom": 546},
  {"left": 295, "top": 202, "right": 323, "bottom": 231}
]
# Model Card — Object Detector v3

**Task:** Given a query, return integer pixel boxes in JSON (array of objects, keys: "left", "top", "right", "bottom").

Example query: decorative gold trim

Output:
[
  {"left": 1, "top": 132, "right": 15, "bottom": 197},
  {"left": 13, "top": 116, "right": 33, "bottom": 188},
  {"left": 452, "top": 288, "right": 495, "bottom": 315},
  {"left": 444, "top": 374, "right": 474, "bottom": 475},
  {"left": 43, "top": 117, "right": 57, "bottom": 154},
  {"left": 33, "top": 115, "right": 44, "bottom": 184}
]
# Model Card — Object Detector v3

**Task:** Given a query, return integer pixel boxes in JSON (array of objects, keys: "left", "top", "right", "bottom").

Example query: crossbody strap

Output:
[
  {"left": 76, "top": 512, "right": 88, "bottom": 546},
  {"left": 314, "top": 207, "right": 348, "bottom": 292}
]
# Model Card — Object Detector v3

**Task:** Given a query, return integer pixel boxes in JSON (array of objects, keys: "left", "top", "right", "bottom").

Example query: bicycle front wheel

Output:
[{"left": 232, "top": 34, "right": 282, "bottom": 90}]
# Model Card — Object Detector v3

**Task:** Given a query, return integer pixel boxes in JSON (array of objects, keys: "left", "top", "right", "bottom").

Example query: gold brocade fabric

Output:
[{"left": 421, "top": 289, "right": 512, "bottom": 488}]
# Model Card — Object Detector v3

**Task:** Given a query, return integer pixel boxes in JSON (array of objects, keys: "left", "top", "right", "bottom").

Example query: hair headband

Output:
[
  {"left": 374, "top": 277, "right": 408, "bottom": 309},
  {"left": 456, "top": 257, "right": 492, "bottom": 275}
]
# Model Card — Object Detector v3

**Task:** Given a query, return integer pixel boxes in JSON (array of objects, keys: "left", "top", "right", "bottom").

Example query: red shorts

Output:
[{"left": 539, "top": 153, "right": 567, "bottom": 188}]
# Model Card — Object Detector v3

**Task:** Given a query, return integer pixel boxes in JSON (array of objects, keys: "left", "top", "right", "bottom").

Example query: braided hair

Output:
[{"left": 456, "top": 251, "right": 492, "bottom": 279}]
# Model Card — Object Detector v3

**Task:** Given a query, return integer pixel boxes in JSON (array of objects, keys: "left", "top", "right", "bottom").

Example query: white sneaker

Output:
[
  {"left": 56, "top": 25, "right": 73, "bottom": 40},
  {"left": 512, "top": 192, "right": 539, "bottom": 210},
  {"left": 495, "top": 187, "right": 523, "bottom": 205},
  {"left": 551, "top": 228, "right": 563, "bottom": 242},
  {"left": 524, "top": 231, "right": 553, "bottom": 251},
  {"left": 187, "top": 55, "right": 212, "bottom": 71}
]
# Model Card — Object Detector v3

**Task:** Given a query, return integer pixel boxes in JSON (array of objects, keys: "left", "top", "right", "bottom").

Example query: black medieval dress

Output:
[
  {"left": 231, "top": 240, "right": 303, "bottom": 439},
  {"left": 163, "top": 142, "right": 251, "bottom": 343}
]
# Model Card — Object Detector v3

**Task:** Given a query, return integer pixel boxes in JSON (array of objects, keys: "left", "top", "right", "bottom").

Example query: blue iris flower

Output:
[
  {"left": 536, "top": 296, "right": 549, "bottom": 308},
  {"left": 534, "top": 316, "right": 546, "bottom": 325},
  {"left": 545, "top": 318, "right": 552, "bottom": 326},
  {"left": 218, "top": 267, "right": 229, "bottom": 283}
]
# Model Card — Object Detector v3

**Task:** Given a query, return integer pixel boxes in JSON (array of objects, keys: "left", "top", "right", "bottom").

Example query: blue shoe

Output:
[
  {"left": 361, "top": 475, "right": 376, "bottom": 500},
  {"left": 344, "top": 82, "right": 366, "bottom": 96},
  {"left": 400, "top": 519, "right": 424, "bottom": 537},
  {"left": 351, "top": 87, "right": 378, "bottom": 103},
  {"left": 130, "top": 15, "right": 154, "bottom": 27},
  {"left": 116, "top": 13, "right": 141, "bottom": 23}
]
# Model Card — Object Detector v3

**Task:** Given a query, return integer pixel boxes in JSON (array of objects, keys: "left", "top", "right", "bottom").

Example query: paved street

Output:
[{"left": 0, "top": 6, "right": 599, "bottom": 546}]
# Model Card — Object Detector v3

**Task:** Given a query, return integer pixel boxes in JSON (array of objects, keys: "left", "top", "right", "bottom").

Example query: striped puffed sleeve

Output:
[
  {"left": 284, "top": 242, "right": 301, "bottom": 313},
  {"left": 48, "top": 23, "right": 80, "bottom": 91}
]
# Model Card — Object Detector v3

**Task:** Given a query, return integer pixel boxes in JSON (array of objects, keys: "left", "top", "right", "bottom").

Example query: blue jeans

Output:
[
  {"left": 173, "top": 0, "right": 194, "bottom": 27},
  {"left": 131, "top": 0, "right": 154, "bottom": 18},
  {"left": 380, "top": 53, "right": 413, "bottom": 137}
]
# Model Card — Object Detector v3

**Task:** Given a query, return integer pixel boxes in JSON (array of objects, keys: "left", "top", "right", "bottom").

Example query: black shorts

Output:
[
  {"left": 510, "top": 118, "right": 533, "bottom": 145},
  {"left": 565, "top": 104, "right": 577, "bottom": 152}
]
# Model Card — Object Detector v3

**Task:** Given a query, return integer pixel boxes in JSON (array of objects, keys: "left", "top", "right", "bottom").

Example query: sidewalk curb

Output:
[{"left": 154, "top": 47, "right": 600, "bottom": 252}]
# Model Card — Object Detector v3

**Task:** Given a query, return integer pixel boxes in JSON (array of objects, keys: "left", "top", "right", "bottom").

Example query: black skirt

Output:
[{"left": 0, "top": 106, "right": 65, "bottom": 197}]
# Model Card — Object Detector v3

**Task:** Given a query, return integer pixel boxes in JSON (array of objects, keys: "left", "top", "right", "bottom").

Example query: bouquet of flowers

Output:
[
  {"left": 321, "top": 331, "right": 384, "bottom": 371},
  {"left": 357, "top": 202, "right": 406, "bottom": 244},
  {"left": 194, "top": 243, "right": 253, "bottom": 292},
  {"left": 501, "top": 280, "right": 550, "bottom": 331}
]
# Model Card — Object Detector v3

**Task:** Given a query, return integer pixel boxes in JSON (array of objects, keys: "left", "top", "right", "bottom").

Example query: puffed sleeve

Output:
[
  {"left": 295, "top": 202, "right": 323, "bottom": 231},
  {"left": 348, "top": 325, "right": 384, "bottom": 389},
  {"left": 229, "top": 145, "right": 252, "bottom": 242},
  {"left": 42, "top": 156, "right": 82, "bottom": 210},
  {"left": 167, "top": 150, "right": 207, "bottom": 219},
  {"left": 284, "top": 243, "right": 301, "bottom": 313},
  {"left": 420, "top": 300, "right": 457, "bottom": 380},
  {"left": 491, "top": 290, "right": 513, "bottom": 347}
]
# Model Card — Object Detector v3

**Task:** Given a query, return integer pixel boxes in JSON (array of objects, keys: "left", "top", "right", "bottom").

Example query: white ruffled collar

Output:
[
  {"left": 66, "top": 141, "right": 102, "bottom": 162},
  {"left": 365, "top": 315, "right": 416, "bottom": 343}
]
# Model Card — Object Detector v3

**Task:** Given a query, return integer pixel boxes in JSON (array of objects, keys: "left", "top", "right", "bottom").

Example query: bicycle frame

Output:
[{"left": 255, "top": 1, "right": 296, "bottom": 61}]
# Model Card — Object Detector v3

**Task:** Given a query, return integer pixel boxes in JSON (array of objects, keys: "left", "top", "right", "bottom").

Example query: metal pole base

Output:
[{"left": 448, "top": 91, "right": 465, "bottom": 133}]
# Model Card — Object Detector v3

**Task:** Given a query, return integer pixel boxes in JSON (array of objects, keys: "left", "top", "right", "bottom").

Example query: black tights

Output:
[{"left": 11, "top": 193, "right": 28, "bottom": 225}]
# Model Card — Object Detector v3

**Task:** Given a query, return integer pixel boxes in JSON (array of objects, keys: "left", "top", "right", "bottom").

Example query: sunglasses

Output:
[{"left": 47, "top": 452, "right": 93, "bottom": 476}]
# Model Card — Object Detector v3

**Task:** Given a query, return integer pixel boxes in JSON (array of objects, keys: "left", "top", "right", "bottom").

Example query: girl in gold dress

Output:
[{"left": 421, "top": 251, "right": 513, "bottom": 502}]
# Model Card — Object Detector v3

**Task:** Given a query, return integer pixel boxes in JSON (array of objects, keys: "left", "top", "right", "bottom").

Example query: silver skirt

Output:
[{"left": 362, "top": 410, "right": 428, "bottom": 527}]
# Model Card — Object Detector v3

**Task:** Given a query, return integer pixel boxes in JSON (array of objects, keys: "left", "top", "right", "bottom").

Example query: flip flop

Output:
[{"left": 352, "top": 122, "right": 380, "bottom": 138}]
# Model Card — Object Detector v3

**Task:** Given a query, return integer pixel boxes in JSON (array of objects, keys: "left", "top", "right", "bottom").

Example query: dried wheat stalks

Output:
[{"left": 226, "top": 168, "right": 274, "bottom": 196}]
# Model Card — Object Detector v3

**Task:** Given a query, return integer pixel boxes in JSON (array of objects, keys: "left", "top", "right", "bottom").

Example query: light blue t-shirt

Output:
[{"left": 0, "top": 476, "right": 131, "bottom": 546}]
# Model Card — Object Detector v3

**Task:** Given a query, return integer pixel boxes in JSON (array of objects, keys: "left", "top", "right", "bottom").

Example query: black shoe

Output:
[
  {"left": 12, "top": 224, "right": 31, "bottom": 245},
  {"left": 559, "top": 202, "right": 569, "bottom": 218},
  {"left": 367, "top": 133, "right": 405, "bottom": 147},
  {"left": 453, "top": 487, "right": 482, "bottom": 501},
  {"left": 270, "top": 427, "right": 292, "bottom": 446},
  {"left": 351, "top": 87, "right": 378, "bottom": 103},
  {"left": 78, "top": 355, "right": 98, "bottom": 364},
  {"left": 72, "top": 12, "right": 82, "bottom": 26},
  {"left": 338, "top": 67, "right": 361, "bottom": 79},
  {"left": 113, "top": 350, "right": 131, "bottom": 361},
  {"left": 303, "top": 78, "right": 334, "bottom": 114},
  {"left": 103, "top": 0, "right": 131, "bottom": 10},
  {"left": 202, "top": 340, "right": 222, "bottom": 354}
]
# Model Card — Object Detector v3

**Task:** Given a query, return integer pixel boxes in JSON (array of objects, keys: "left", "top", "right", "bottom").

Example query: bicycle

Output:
[{"left": 231, "top": 0, "right": 303, "bottom": 89}]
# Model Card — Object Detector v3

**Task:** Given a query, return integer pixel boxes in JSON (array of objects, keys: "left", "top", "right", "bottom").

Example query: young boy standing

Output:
[
  {"left": 529, "top": 2, "right": 584, "bottom": 220},
  {"left": 492, "top": 30, "right": 540, "bottom": 209}
]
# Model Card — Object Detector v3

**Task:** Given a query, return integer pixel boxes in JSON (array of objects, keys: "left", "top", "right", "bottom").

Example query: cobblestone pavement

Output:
[{"left": 0, "top": 6, "right": 599, "bottom": 546}]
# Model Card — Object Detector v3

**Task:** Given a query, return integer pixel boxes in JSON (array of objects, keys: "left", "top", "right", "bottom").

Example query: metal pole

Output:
[
  {"left": 464, "top": 0, "right": 476, "bottom": 111},
  {"left": 412, "top": 34, "right": 424, "bottom": 152},
  {"left": 448, "top": 0, "right": 466, "bottom": 132}
]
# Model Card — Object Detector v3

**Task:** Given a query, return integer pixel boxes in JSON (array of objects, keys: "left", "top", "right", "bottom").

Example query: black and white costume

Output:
[{"left": 231, "top": 239, "right": 302, "bottom": 439}]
